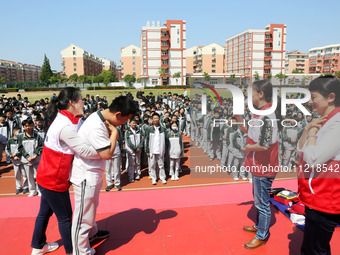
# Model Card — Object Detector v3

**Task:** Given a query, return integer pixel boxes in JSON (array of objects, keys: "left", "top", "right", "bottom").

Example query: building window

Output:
[
  {"left": 143, "top": 40, "right": 146, "bottom": 46},
  {"left": 143, "top": 49, "right": 146, "bottom": 55},
  {"left": 73, "top": 57, "right": 76, "bottom": 61},
  {"left": 132, "top": 50, "right": 136, "bottom": 54},
  {"left": 143, "top": 59, "right": 146, "bottom": 64},
  {"left": 73, "top": 63, "right": 76, "bottom": 66},
  {"left": 133, "top": 67, "right": 136, "bottom": 70},
  {"left": 74, "top": 68, "right": 76, "bottom": 71},
  {"left": 143, "top": 31, "right": 146, "bottom": 36},
  {"left": 177, "top": 29, "right": 180, "bottom": 35},
  {"left": 133, "top": 56, "right": 136, "bottom": 59},
  {"left": 73, "top": 51, "right": 76, "bottom": 55},
  {"left": 152, "top": 79, "right": 158, "bottom": 85},
  {"left": 212, "top": 70, "right": 216, "bottom": 73},
  {"left": 212, "top": 64, "right": 216, "bottom": 68},
  {"left": 144, "top": 68, "right": 146, "bottom": 74},
  {"left": 133, "top": 62, "right": 135, "bottom": 65},
  {"left": 177, "top": 38, "right": 179, "bottom": 44},
  {"left": 133, "top": 72, "right": 136, "bottom": 76}
]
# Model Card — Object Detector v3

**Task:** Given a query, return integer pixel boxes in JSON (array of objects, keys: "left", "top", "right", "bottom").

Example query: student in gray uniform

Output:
[
  {"left": 145, "top": 113, "right": 167, "bottom": 185},
  {"left": 34, "top": 115, "right": 46, "bottom": 143},
  {"left": 6, "top": 127, "right": 26, "bottom": 194},
  {"left": 282, "top": 118, "right": 300, "bottom": 169},
  {"left": 220, "top": 116, "right": 232, "bottom": 168},
  {"left": 18, "top": 119, "right": 43, "bottom": 197},
  {"left": 225, "top": 118, "right": 237, "bottom": 168},
  {"left": 0, "top": 114, "right": 10, "bottom": 163},
  {"left": 167, "top": 121, "right": 184, "bottom": 181},
  {"left": 231, "top": 125, "right": 247, "bottom": 181},
  {"left": 207, "top": 110, "right": 222, "bottom": 161},
  {"left": 105, "top": 126, "right": 123, "bottom": 192},
  {"left": 125, "top": 118, "right": 143, "bottom": 183},
  {"left": 198, "top": 107, "right": 212, "bottom": 153}
]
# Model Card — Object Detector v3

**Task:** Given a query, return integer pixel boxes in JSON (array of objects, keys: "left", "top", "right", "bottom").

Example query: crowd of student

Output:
[
  {"left": 189, "top": 92, "right": 320, "bottom": 181},
  {"left": 2, "top": 90, "right": 191, "bottom": 196}
]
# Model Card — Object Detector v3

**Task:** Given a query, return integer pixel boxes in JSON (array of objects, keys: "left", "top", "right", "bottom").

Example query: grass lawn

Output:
[{"left": 5, "top": 88, "right": 190, "bottom": 103}]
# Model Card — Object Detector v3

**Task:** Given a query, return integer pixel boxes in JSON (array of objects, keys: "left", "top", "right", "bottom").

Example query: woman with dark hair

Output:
[
  {"left": 242, "top": 79, "right": 280, "bottom": 249},
  {"left": 31, "top": 87, "right": 99, "bottom": 255},
  {"left": 298, "top": 76, "right": 340, "bottom": 255}
]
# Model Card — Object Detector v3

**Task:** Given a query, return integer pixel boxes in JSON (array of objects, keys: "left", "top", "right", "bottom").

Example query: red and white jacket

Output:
[
  {"left": 36, "top": 110, "right": 81, "bottom": 192},
  {"left": 298, "top": 107, "right": 340, "bottom": 214},
  {"left": 243, "top": 102, "right": 279, "bottom": 177}
]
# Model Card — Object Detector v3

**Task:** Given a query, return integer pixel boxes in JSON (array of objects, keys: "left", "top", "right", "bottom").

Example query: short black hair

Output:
[
  {"left": 309, "top": 76, "right": 340, "bottom": 107},
  {"left": 152, "top": 112, "right": 160, "bottom": 118},
  {"left": 13, "top": 127, "right": 21, "bottom": 133},
  {"left": 22, "top": 119, "right": 34, "bottom": 126},
  {"left": 109, "top": 96, "right": 139, "bottom": 116}
]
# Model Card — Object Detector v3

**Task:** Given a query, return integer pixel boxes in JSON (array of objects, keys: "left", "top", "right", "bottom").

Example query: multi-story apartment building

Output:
[
  {"left": 120, "top": 45, "right": 141, "bottom": 78},
  {"left": 60, "top": 44, "right": 103, "bottom": 77},
  {"left": 139, "top": 20, "right": 186, "bottom": 86},
  {"left": 186, "top": 43, "right": 225, "bottom": 74},
  {"left": 101, "top": 58, "right": 117, "bottom": 72},
  {"left": 0, "top": 59, "right": 41, "bottom": 82},
  {"left": 285, "top": 51, "right": 309, "bottom": 74},
  {"left": 309, "top": 44, "right": 340, "bottom": 74},
  {"left": 225, "top": 24, "right": 286, "bottom": 78}
]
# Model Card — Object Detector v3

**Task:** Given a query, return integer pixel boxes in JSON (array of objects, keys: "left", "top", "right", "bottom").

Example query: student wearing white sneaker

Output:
[
  {"left": 31, "top": 88, "right": 100, "bottom": 255},
  {"left": 71, "top": 96, "right": 137, "bottom": 255},
  {"left": 167, "top": 121, "right": 184, "bottom": 181},
  {"left": 125, "top": 118, "right": 143, "bottom": 183},
  {"left": 145, "top": 113, "right": 167, "bottom": 185}
]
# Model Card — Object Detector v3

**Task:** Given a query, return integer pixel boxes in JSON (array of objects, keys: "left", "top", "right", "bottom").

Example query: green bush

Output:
[
  {"left": 144, "top": 85, "right": 191, "bottom": 89},
  {"left": 24, "top": 87, "right": 79, "bottom": 92},
  {"left": 4, "top": 88, "right": 19, "bottom": 92},
  {"left": 86, "top": 86, "right": 136, "bottom": 90}
]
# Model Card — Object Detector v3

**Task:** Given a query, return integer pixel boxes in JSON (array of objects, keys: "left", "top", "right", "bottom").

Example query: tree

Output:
[
  {"left": 335, "top": 71, "right": 340, "bottom": 79},
  {"left": 93, "top": 75, "right": 104, "bottom": 85},
  {"left": 302, "top": 75, "right": 311, "bottom": 85},
  {"left": 172, "top": 72, "right": 181, "bottom": 85},
  {"left": 98, "top": 70, "right": 117, "bottom": 86},
  {"left": 123, "top": 74, "right": 136, "bottom": 87},
  {"left": 229, "top": 73, "right": 236, "bottom": 84},
  {"left": 136, "top": 78, "right": 141, "bottom": 83},
  {"left": 68, "top": 74, "right": 78, "bottom": 84},
  {"left": 275, "top": 72, "right": 288, "bottom": 86},
  {"left": 292, "top": 68, "right": 303, "bottom": 74},
  {"left": 39, "top": 54, "right": 53, "bottom": 84},
  {"left": 266, "top": 74, "right": 272, "bottom": 79},
  {"left": 253, "top": 71, "right": 260, "bottom": 81},
  {"left": 78, "top": 75, "right": 87, "bottom": 85},
  {"left": 187, "top": 77, "right": 194, "bottom": 86},
  {"left": 203, "top": 72, "right": 210, "bottom": 84},
  {"left": 0, "top": 78, "right": 5, "bottom": 84},
  {"left": 86, "top": 75, "right": 95, "bottom": 84}
]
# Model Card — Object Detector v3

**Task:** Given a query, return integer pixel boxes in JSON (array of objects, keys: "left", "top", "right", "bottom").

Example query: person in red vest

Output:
[
  {"left": 31, "top": 88, "right": 100, "bottom": 255},
  {"left": 242, "top": 79, "right": 280, "bottom": 249},
  {"left": 297, "top": 76, "right": 340, "bottom": 255}
]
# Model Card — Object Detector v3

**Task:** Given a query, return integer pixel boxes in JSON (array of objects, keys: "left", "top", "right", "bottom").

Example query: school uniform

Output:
[
  {"left": 6, "top": 136, "right": 26, "bottom": 190},
  {"left": 34, "top": 127, "right": 46, "bottom": 144},
  {"left": 18, "top": 131, "right": 43, "bottom": 194},
  {"left": 145, "top": 125, "right": 167, "bottom": 183},
  {"left": 282, "top": 123, "right": 300, "bottom": 168},
  {"left": 178, "top": 115, "right": 186, "bottom": 134},
  {"left": 207, "top": 116, "right": 223, "bottom": 161},
  {"left": 106, "top": 140, "right": 122, "bottom": 188},
  {"left": 231, "top": 128, "right": 247, "bottom": 180},
  {"left": 220, "top": 122, "right": 229, "bottom": 168},
  {"left": 167, "top": 130, "right": 184, "bottom": 179},
  {"left": 70, "top": 110, "right": 112, "bottom": 255},
  {"left": 125, "top": 126, "right": 143, "bottom": 180},
  {"left": 0, "top": 122, "right": 10, "bottom": 162},
  {"left": 7, "top": 118, "right": 20, "bottom": 138}
]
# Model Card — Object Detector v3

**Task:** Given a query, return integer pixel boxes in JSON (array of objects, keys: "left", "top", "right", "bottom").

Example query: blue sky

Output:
[{"left": 1, "top": 0, "right": 340, "bottom": 71}]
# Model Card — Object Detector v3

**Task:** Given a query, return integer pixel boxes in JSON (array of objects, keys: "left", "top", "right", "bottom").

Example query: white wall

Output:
[
  {"left": 148, "top": 59, "right": 161, "bottom": 67},
  {"left": 169, "top": 50, "right": 181, "bottom": 58},
  {"left": 148, "top": 41, "right": 160, "bottom": 48},
  {"left": 148, "top": 50, "right": 161, "bottom": 58},
  {"left": 148, "top": 31, "right": 160, "bottom": 39},
  {"left": 273, "top": 27, "right": 283, "bottom": 51},
  {"left": 169, "top": 59, "right": 182, "bottom": 66},
  {"left": 170, "top": 24, "right": 181, "bottom": 48}
]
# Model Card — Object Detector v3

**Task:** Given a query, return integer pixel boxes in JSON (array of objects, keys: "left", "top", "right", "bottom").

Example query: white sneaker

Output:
[
  {"left": 233, "top": 177, "right": 239, "bottom": 181},
  {"left": 161, "top": 179, "right": 167, "bottom": 184},
  {"left": 31, "top": 242, "right": 59, "bottom": 255},
  {"left": 37, "top": 190, "right": 42, "bottom": 196},
  {"left": 152, "top": 179, "right": 157, "bottom": 185},
  {"left": 28, "top": 191, "right": 37, "bottom": 197},
  {"left": 171, "top": 176, "right": 175, "bottom": 181},
  {"left": 174, "top": 176, "right": 179, "bottom": 181},
  {"left": 242, "top": 177, "right": 247, "bottom": 181}
]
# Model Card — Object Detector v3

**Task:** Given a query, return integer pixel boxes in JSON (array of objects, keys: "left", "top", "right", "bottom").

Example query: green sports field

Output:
[{"left": 5, "top": 89, "right": 190, "bottom": 103}]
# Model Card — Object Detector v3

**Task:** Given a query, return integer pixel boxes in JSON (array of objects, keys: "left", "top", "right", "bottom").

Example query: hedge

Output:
[
  {"left": 4, "top": 88, "right": 19, "bottom": 92},
  {"left": 144, "top": 85, "right": 191, "bottom": 89},
  {"left": 24, "top": 87, "right": 79, "bottom": 92},
  {"left": 86, "top": 86, "right": 136, "bottom": 90}
]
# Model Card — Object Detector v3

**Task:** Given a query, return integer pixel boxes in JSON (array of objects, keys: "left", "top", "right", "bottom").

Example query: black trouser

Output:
[
  {"left": 301, "top": 207, "right": 340, "bottom": 255},
  {"left": 31, "top": 184, "right": 73, "bottom": 254}
]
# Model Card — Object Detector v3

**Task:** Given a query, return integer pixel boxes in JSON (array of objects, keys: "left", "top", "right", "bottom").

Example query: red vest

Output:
[
  {"left": 298, "top": 108, "right": 340, "bottom": 214},
  {"left": 36, "top": 110, "right": 81, "bottom": 192}
]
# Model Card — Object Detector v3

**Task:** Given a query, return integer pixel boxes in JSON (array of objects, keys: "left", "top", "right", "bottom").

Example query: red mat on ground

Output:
[{"left": 1, "top": 180, "right": 340, "bottom": 255}]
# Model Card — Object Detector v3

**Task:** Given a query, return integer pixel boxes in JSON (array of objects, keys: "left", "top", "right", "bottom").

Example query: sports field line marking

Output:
[{"left": 0, "top": 177, "right": 295, "bottom": 196}]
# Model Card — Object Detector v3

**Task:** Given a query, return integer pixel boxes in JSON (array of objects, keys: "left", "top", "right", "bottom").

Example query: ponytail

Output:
[{"left": 45, "top": 87, "right": 82, "bottom": 131}]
